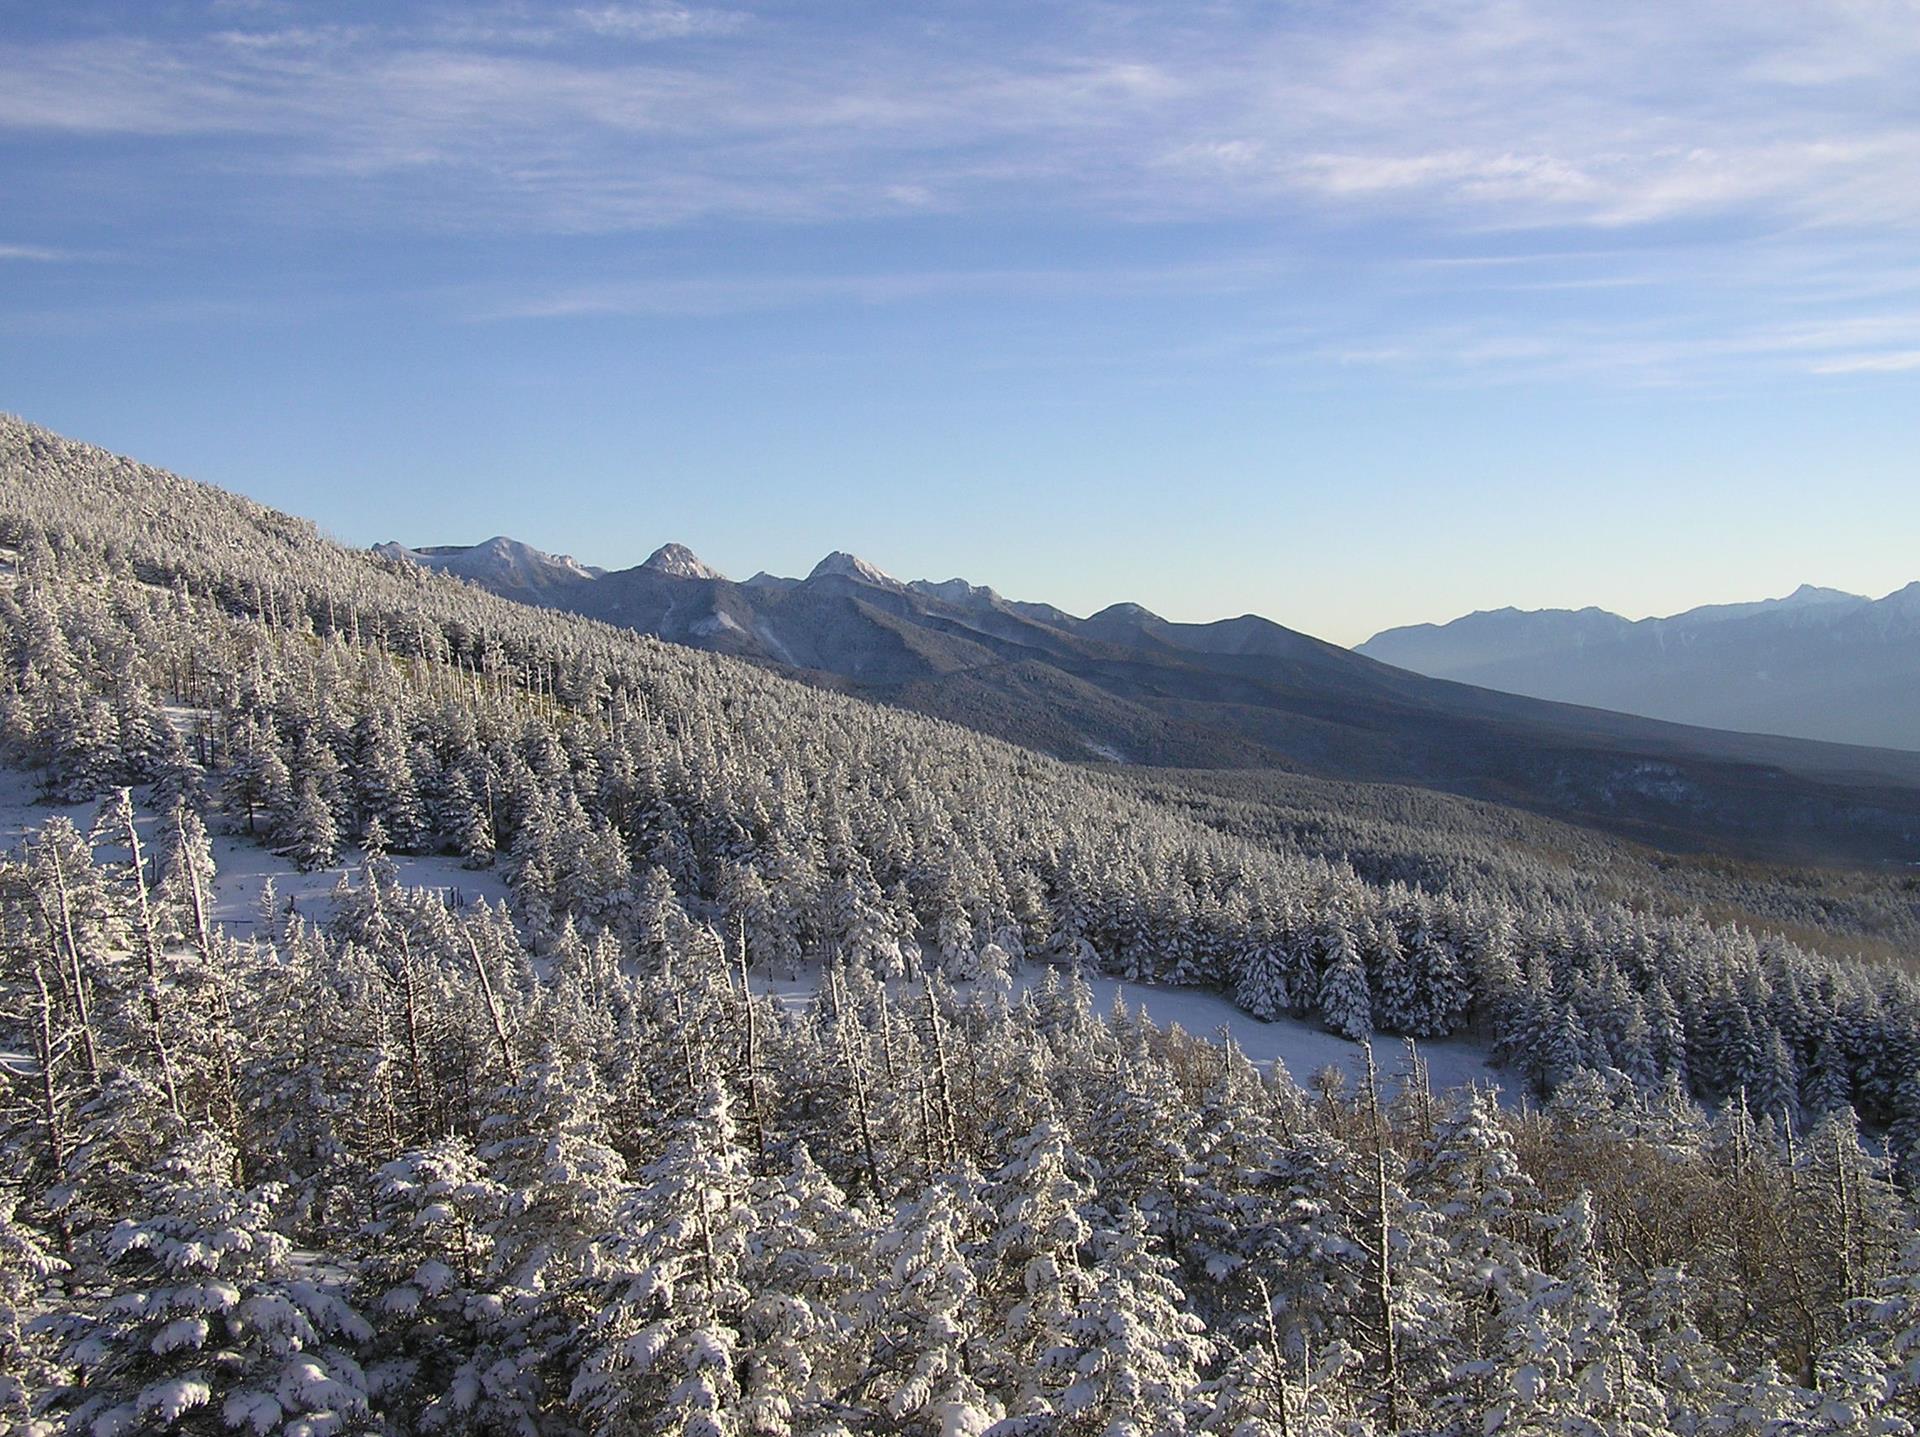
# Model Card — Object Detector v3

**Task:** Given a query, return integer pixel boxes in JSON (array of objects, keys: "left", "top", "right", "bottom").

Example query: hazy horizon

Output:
[{"left": 365, "top": 524, "right": 1914, "bottom": 650}]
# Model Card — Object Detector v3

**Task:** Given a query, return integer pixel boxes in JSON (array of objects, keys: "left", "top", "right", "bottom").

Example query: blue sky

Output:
[{"left": 2, "top": 0, "right": 1917, "bottom": 644}]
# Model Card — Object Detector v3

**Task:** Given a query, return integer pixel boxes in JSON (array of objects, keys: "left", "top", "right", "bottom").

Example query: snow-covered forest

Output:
[{"left": 2, "top": 415, "right": 1919, "bottom": 1433}]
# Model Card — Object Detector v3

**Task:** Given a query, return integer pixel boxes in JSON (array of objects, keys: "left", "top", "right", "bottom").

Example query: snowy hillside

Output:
[
  {"left": 2, "top": 414, "right": 1917, "bottom": 1435},
  {"left": 379, "top": 524, "right": 1920, "bottom": 864}
]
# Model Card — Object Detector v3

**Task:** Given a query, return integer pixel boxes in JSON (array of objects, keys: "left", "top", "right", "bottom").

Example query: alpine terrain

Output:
[
  {"left": 377, "top": 530, "right": 1920, "bottom": 866},
  {"left": 1360, "top": 585, "right": 1920, "bottom": 751},
  {"left": 1, "top": 416, "right": 1919, "bottom": 1434}
]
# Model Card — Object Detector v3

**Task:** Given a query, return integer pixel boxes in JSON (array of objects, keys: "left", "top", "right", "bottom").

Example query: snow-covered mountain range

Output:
[
  {"left": 1360, "top": 583, "right": 1920, "bottom": 751},
  {"left": 375, "top": 533, "right": 1920, "bottom": 861},
  {"left": 372, "top": 536, "right": 604, "bottom": 601}
]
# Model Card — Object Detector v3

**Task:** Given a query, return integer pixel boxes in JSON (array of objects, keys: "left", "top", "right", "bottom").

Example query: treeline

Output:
[
  {"left": 1125, "top": 767, "right": 1920, "bottom": 966},
  {"left": 1, "top": 815, "right": 1916, "bottom": 1434}
]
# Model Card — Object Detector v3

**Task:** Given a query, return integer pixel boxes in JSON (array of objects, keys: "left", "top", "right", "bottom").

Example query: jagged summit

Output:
[
  {"left": 910, "top": 576, "right": 1002, "bottom": 607},
  {"left": 641, "top": 543, "right": 727, "bottom": 581},
  {"left": 1881, "top": 579, "right": 1920, "bottom": 614},
  {"left": 809, "top": 551, "right": 902, "bottom": 589},
  {"left": 375, "top": 505, "right": 1920, "bottom": 753},
  {"left": 1783, "top": 583, "right": 1863, "bottom": 605},
  {"left": 375, "top": 535, "right": 601, "bottom": 591},
  {"left": 1669, "top": 584, "right": 1870, "bottom": 628}
]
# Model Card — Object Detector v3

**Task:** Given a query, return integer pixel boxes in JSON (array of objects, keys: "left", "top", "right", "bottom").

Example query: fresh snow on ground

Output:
[
  {"left": 759, "top": 961, "right": 1506, "bottom": 1101},
  {"left": 1057, "top": 969, "right": 1505, "bottom": 1097},
  {"left": 0, "top": 765, "right": 511, "bottom": 938},
  {"left": 201, "top": 829, "right": 512, "bottom": 937},
  {"left": 0, "top": 765, "right": 143, "bottom": 849}
]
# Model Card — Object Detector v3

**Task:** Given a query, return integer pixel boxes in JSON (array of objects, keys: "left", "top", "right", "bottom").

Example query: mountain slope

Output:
[
  {"left": 381, "top": 531, "right": 1920, "bottom": 865},
  {"left": 6, "top": 420, "right": 1919, "bottom": 1437},
  {"left": 372, "top": 535, "right": 604, "bottom": 602},
  {"left": 1360, "top": 585, "right": 1920, "bottom": 750}
]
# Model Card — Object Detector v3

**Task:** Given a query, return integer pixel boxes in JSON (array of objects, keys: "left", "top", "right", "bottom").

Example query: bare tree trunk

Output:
[
  {"left": 1833, "top": 1121, "right": 1858, "bottom": 1302},
  {"left": 394, "top": 934, "right": 437, "bottom": 1134},
  {"left": 29, "top": 959, "right": 67, "bottom": 1178},
  {"left": 464, "top": 930, "right": 518, "bottom": 1080},
  {"left": 916, "top": 1069, "right": 940, "bottom": 1176},
  {"left": 120, "top": 792, "right": 183, "bottom": 1119},
  {"left": 1403, "top": 1037, "right": 1434, "bottom": 1141},
  {"left": 877, "top": 987, "right": 899, "bottom": 1088},
  {"left": 178, "top": 807, "right": 211, "bottom": 957},
  {"left": 923, "top": 977, "right": 957, "bottom": 1168},
  {"left": 43, "top": 859, "right": 99, "bottom": 1085},
  {"left": 1363, "top": 1042, "right": 1402, "bottom": 1432},
  {"left": 173, "top": 811, "right": 246, "bottom": 1174},
  {"left": 830, "top": 964, "right": 883, "bottom": 1198},
  {"left": 1256, "top": 1274, "right": 1293, "bottom": 1437},
  {"left": 735, "top": 923, "right": 766, "bottom": 1162}
]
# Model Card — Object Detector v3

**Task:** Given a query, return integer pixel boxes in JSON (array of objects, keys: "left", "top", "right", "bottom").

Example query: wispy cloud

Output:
[
  {"left": 0, "top": 244, "right": 76, "bottom": 262},
  {"left": 1302, "top": 296, "right": 1920, "bottom": 388},
  {"left": 2, "top": 0, "right": 1917, "bottom": 386},
  {"left": 571, "top": 5, "right": 747, "bottom": 41},
  {"left": 2, "top": 1, "right": 1914, "bottom": 235},
  {"left": 474, "top": 254, "right": 1289, "bottom": 320},
  {"left": 1810, "top": 350, "right": 1920, "bottom": 375}
]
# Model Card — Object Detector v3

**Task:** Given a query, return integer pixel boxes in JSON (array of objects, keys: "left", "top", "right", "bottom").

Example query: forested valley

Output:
[{"left": 2, "top": 415, "right": 1918, "bottom": 1434}]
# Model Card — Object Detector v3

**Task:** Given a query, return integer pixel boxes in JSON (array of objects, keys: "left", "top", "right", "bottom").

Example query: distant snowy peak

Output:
[
  {"left": 1669, "top": 583, "right": 1868, "bottom": 628},
  {"left": 808, "top": 551, "right": 903, "bottom": 589},
  {"left": 1087, "top": 601, "right": 1165, "bottom": 626},
  {"left": 1786, "top": 582, "right": 1865, "bottom": 605},
  {"left": 375, "top": 536, "right": 601, "bottom": 589},
  {"left": 910, "top": 576, "right": 1002, "bottom": 607},
  {"left": 1382, "top": 587, "right": 1873, "bottom": 649},
  {"left": 640, "top": 543, "right": 727, "bottom": 581},
  {"left": 1356, "top": 577, "right": 1920, "bottom": 748}
]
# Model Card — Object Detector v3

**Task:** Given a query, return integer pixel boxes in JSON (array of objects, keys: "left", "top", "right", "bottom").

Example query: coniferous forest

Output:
[{"left": 2, "top": 415, "right": 1919, "bottom": 1434}]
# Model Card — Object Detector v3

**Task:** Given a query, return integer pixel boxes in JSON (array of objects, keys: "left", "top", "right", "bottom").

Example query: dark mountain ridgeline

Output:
[{"left": 381, "top": 530, "right": 1920, "bottom": 866}]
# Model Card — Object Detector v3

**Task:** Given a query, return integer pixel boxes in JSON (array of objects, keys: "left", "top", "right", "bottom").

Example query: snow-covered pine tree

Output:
[
  {"left": 33, "top": 1133, "right": 375, "bottom": 1436},
  {"left": 568, "top": 1077, "right": 753, "bottom": 1434},
  {"left": 1318, "top": 928, "right": 1372, "bottom": 1043}
]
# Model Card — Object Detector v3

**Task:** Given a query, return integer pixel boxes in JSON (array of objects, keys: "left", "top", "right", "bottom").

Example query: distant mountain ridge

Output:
[
  {"left": 375, "top": 532, "right": 1920, "bottom": 863},
  {"left": 372, "top": 536, "right": 604, "bottom": 602},
  {"left": 1359, "top": 584, "right": 1920, "bottom": 751}
]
